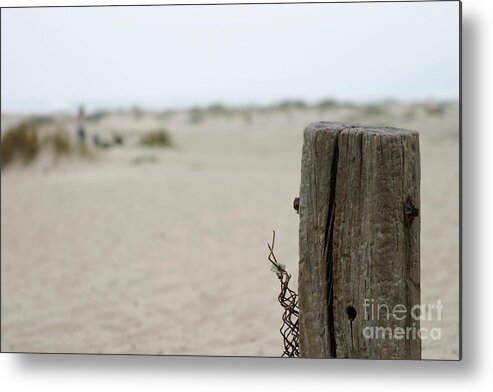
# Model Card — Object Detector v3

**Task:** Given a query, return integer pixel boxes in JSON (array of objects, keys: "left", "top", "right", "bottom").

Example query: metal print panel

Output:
[{"left": 0, "top": 1, "right": 460, "bottom": 360}]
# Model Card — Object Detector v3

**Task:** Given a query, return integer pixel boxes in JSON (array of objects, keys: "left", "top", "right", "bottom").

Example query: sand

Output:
[{"left": 0, "top": 102, "right": 460, "bottom": 359}]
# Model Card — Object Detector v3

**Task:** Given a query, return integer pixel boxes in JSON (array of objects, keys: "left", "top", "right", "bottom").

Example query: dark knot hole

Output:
[{"left": 346, "top": 305, "right": 357, "bottom": 322}]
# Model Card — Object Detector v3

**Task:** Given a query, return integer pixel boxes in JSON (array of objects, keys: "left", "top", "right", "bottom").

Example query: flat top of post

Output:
[{"left": 304, "top": 121, "right": 418, "bottom": 137}]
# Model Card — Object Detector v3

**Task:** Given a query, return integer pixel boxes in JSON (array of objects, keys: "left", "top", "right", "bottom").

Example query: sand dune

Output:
[{"left": 1, "top": 102, "right": 459, "bottom": 358}]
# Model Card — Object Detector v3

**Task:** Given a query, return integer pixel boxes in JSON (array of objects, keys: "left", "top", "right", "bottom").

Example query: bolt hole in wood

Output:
[
  {"left": 293, "top": 197, "right": 300, "bottom": 214},
  {"left": 346, "top": 305, "right": 357, "bottom": 321},
  {"left": 346, "top": 305, "right": 357, "bottom": 350}
]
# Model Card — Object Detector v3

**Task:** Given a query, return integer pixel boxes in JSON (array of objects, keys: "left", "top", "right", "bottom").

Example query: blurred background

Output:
[{"left": 1, "top": 2, "right": 459, "bottom": 358}]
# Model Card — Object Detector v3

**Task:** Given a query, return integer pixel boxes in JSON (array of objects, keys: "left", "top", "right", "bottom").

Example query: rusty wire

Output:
[{"left": 268, "top": 231, "right": 299, "bottom": 358}]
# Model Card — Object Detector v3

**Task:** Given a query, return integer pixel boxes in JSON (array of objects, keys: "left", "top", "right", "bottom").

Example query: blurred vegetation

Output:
[
  {"left": 207, "top": 104, "right": 233, "bottom": 117},
  {"left": 315, "top": 99, "right": 338, "bottom": 111},
  {"left": 1, "top": 121, "right": 40, "bottom": 168},
  {"left": 188, "top": 104, "right": 239, "bottom": 123},
  {"left": 86, "top": 110, "right": 109, "bottom": 122},
  {"left": 1, "top": 121, "right": 96, "bottom": 169},
  {"left": 362, "top": 104, "right": 385, "bottom": 116},
  {"left": 158, "top": 109, "right": 176, "bottom": 121},
  {"left": 270, "top": 100, "right": 307, "bottom": 111},
  {"left": 140, "top": 129, "right": 173, "bottom": 147},
  {"left": 1, "top": 100, "right": 457, "bottom": 168},
  {"left": 43, "top": 130, "right": 72, "bottom": 155},
  {"left": 425, "top": 103, "right": 446, "bottom": 116},
  {"left": 30, "top": 114, "right": 53, "bottom": 126}
]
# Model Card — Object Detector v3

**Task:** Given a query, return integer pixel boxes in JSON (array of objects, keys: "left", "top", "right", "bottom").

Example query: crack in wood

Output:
[{"left": 324, "top": 130, "right": 342, "bottom": 358}]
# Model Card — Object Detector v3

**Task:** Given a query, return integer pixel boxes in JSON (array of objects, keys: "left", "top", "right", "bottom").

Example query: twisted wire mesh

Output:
[{"left": 268, "top": 231, "right": 299, "bottom": 358}]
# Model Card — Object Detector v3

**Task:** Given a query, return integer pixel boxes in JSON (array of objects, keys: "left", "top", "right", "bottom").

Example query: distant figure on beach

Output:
[{"left": 77, "top": 105, "right": 86, "bottom": 146}]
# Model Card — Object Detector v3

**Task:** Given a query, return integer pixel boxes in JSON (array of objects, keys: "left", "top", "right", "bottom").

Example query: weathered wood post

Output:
[{"left": 298, "top": 122, "right": 420, "bottom": 359}]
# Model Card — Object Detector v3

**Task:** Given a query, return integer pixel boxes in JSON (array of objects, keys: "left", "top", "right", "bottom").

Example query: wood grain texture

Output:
[{"left": 298, "top": 122, "right": 420, "bottom": 359}]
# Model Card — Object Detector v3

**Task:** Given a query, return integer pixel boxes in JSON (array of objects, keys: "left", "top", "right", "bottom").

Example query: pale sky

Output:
[{"left": 1, "top": 1, "right": 460, "bottom": 113}]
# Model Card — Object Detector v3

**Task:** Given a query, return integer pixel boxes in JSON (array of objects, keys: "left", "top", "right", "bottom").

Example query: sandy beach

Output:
[{"left": 1, "top": 101, "right": 459, "bottom": 359}]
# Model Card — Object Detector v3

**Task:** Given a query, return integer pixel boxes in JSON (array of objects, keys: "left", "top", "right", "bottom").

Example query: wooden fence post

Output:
[{"left": 298, "top": 121, "right": 421, "bottom": 359}]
